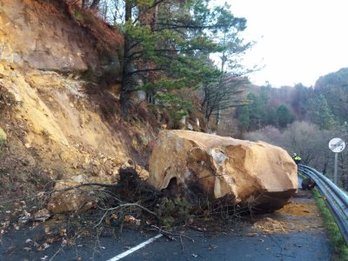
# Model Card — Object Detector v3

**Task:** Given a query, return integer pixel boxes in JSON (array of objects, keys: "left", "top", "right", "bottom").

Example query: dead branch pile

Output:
[{"left": 89, "top": 167, "right": 252, "bottom": 231}]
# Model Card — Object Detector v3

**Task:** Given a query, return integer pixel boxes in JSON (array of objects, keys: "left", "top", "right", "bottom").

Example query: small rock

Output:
[
  {"left": 37, "top": 242, "right": 50, "bottom": 251},
  {"left": 33, "top": 208, "right": 51, "bottom": 222}
]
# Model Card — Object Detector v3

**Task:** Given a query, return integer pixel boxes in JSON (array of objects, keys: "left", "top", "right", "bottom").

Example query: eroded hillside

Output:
[{"left": 0, "top": 0, "right": 154, "bottom": 203}]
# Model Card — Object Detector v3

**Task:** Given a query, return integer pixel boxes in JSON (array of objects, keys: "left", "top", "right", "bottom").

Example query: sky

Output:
[{"left": 221, "top": 0, "right": 348, "bottom": 87}]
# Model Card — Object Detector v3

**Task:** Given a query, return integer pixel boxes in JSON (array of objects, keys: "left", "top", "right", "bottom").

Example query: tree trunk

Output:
[
  {"left": 215, "top": 106, "right": 220, "bottom": 126},
  {"left": 120, "top": 1, "right": 133, "bottom": 118},
  {"left": 89, "top": 0, "right": 100, "bottom": 10}
]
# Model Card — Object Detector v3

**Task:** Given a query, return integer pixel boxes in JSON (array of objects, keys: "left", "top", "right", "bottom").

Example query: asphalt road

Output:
[
  {"left": 0, "top": 226, "right": 331, "bottom": 261},
  {"left": 0, "top": 190, "right": 332, "bottom": 261}
]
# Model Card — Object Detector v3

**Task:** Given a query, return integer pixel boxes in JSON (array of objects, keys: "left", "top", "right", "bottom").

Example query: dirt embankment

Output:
[{"left": 0, "top": 0, "right": 155, "bottom": 203}]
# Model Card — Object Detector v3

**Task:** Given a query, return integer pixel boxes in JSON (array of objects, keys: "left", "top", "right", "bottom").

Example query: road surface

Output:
[{"left": 0, "top": 190, "right": 332, "bottom": 261}]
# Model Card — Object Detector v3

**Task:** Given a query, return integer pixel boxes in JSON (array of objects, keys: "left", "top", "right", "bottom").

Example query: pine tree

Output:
[
  {"left": 237, "top": 105, "right": 250, "bottom": 132},
  {"left": 309, "top": 94, "right": 336, "bottom": 130},
  {"left": 276, "top": 104, "right": 294, "bottom": 128},
  {"left": 115, "top": 0, "right": 250, "bottom": 117}
]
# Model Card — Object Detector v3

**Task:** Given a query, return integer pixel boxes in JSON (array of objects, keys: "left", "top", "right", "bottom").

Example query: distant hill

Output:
[
  {"left": 314, "top": 68, "right": 348, "bottom": 124},
  {"left": 229, "top": 67, "right": 348, "bottom": 133}
]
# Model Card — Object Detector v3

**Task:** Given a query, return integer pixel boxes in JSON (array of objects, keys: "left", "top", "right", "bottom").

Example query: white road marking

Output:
[{"left": 106, "top": 234, "right": 163, "bottom": 261}]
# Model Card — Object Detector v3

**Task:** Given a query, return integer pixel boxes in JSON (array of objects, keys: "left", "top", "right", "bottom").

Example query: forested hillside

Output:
[{"left": 232, "top": 68, "right": 348, "bottom": 190}]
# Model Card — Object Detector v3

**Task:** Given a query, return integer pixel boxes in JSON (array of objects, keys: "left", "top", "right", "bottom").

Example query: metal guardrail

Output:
[{"left": 298, "top": 164, "right": 348, "bottom": 245}]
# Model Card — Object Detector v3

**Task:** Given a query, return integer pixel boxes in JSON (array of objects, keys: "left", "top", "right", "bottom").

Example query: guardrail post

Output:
[{"left": 334, "top": 152, "right": 338, "bottom": 185}]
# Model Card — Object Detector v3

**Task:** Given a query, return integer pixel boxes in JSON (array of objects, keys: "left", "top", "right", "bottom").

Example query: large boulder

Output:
[{"left": 148, "top": 130, "right": 298, "bottom": 211}]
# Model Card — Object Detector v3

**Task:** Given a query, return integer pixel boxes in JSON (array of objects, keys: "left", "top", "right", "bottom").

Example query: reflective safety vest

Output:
[{"left": 294, "top": 156, "right": 301, "bottom": 161}]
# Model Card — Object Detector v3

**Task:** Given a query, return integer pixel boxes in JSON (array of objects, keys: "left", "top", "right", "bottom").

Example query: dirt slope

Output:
[{"left": 0, "top": 0, "right": 154, "bottom": 203}]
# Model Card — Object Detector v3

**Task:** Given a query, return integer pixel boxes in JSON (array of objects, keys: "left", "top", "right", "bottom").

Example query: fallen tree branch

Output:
[
  {"left": 99, "top": 202, "right": 158, "bottom": 218},
  {"left": 94, "top": 210, "right": 110, "bottom": 228},
  {"left": 94, "top": 202, "right": 159, "bottom": 229},
  {"left": 150, "top": 225, "right": 195, "bottom": 243},
  {"left": 53, "top": 182, "right": 118, "bottom": 193}
]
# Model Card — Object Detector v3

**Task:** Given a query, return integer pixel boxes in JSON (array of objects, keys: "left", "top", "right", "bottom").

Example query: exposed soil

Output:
[
  {"left": 0, "top": 0, "right": 159, "bottom": 216},
  {"left": 250, "top": 189, "right": 325, "bottom": 234}
]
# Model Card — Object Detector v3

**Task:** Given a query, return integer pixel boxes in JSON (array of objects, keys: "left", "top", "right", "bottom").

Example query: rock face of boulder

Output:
[{"left": 148, "top": 130, "right": 298, "bottom": 211}]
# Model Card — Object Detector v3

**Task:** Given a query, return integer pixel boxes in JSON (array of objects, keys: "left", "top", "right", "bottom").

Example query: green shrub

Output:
[{"left": 156, "top": 197, "right": 192, "bottom": 228}]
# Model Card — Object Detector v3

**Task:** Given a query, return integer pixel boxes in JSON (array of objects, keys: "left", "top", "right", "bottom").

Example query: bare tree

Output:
[
  {"left": 245, "top": 121, "right": 332, "bottom": 171},
  {"left": 202, "top": 74, "right": 249, "bottom": 123}
]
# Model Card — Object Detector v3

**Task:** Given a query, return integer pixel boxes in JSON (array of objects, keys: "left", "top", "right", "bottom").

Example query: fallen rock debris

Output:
[{"left": 149, "top": 130, "right": 298, "bottom": 212}]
